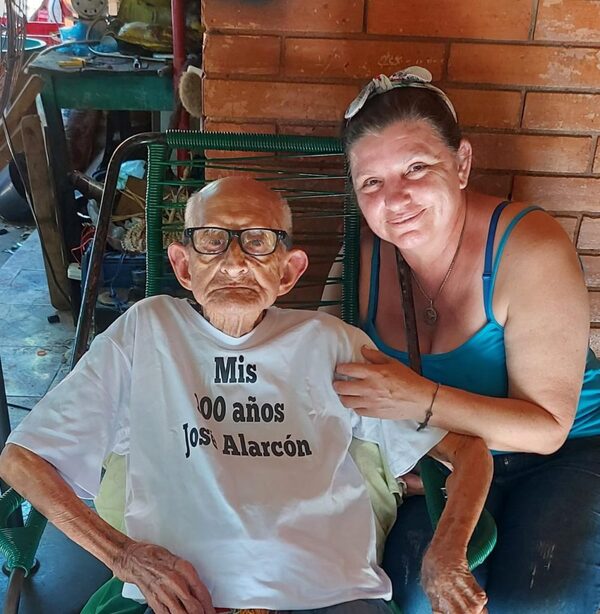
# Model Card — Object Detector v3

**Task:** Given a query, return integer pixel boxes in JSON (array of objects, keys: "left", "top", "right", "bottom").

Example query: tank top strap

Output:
[{"left": 483, "top": 202, "right": 544, "bottom": 322}]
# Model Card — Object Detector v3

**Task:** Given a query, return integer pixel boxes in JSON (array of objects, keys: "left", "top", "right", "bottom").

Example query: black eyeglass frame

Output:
[{"left": 183, "top": 226, "right": 293, "bottom": 256}]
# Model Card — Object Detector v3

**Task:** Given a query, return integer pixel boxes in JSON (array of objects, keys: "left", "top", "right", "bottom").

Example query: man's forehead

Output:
[{"left": 190, "top": 180, "right": 285, "bottom": 227}]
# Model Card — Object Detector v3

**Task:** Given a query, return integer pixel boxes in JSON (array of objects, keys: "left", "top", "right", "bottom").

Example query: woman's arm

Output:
[
  {"left": 431, "top": 211, "right": 588, "bottom": 452},
  {"left": 336, "top": 212, "right": 590, "bottom": 453},
  {"left": 0, "top": 444, "right": 215, "bottom": 614},
  {"left": 421, "top": 432, "right": 492, "bottom": 614}
]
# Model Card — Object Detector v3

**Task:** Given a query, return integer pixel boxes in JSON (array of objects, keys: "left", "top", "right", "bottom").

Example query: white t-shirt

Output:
[{"left": 9, "top": 296, "right": 446, "bottom": 610}]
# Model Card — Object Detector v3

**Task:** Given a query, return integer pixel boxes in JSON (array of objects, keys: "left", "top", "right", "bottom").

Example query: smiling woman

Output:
[{"left": 338, "top": 67, "right": 600, "bottom": 614}]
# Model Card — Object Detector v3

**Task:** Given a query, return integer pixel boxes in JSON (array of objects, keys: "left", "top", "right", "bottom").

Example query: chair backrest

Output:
[{"left": 144, "top": 131, "right": 360, "bottom": 325}]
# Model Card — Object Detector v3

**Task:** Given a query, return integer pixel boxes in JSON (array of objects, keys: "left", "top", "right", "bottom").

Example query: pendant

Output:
[{"left": 424, "top": 305, "right": 438, "bottom": 326}]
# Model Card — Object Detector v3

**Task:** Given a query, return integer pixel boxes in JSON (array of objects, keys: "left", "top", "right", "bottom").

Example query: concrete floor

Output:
[
  {"left": 0, "top": 228, "right": 73, "bottom": 429},
  {"left": 0, "top": 230, "right": 112, "bottom": 613}
]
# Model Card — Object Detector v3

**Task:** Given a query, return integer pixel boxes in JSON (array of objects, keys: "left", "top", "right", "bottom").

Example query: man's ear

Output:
[
  {"left": 456, "top": 138, "right": 472, "bottom": 189},
  {"left": 167, "top": 242, "right": 193, "bottom": 291},
  {"left": 277, "top": 248, "right": 309, "bottom": 297}
]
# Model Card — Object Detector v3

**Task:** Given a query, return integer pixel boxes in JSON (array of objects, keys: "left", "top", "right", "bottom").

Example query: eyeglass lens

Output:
[{"left": 193, "top": 228, "right": 279, "bottom": 255}]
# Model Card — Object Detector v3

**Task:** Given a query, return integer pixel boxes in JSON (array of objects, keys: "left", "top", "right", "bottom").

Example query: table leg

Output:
[{"left": 38, "top": 80, "right": 82, "bottom": 317}]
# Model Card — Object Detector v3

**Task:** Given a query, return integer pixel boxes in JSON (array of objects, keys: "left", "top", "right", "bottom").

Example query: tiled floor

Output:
[
  {"left": 0, "top": 231, "right": 112, "bottom": 613},
  {"left": 0, "top": 230, "right": 74, "bottom": 432}
]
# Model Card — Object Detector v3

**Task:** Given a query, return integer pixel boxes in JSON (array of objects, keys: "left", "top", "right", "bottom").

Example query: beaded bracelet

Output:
[{"left": 417, "top": 382, "right": 441, "bottom": 431}]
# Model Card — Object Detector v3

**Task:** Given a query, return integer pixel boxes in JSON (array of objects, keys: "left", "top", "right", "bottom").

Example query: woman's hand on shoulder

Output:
[{"left": 334, "top": 346, "right": 435, "bottom": 421}]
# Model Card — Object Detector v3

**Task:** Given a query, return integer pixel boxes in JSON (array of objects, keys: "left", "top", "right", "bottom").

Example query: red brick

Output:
[
  {"left": 467, "top": 133, "right": 591, "bottom": 173},
  {"left": 595, "top": 145, "right": 600, "bottom": 174},
  {"left": 535, "top": 0, "right": 600, "bottom": 43},
  {"left": 202, "top": 0, "right": 364, "bottom": 33},
  {"left": 523, "top": 93, "right": 600, "bottom": 132},
  {"left": 590, "top": 327, "right": 600, "bottom": 354},
  {"left": 578, "top": 216, "right": 600, "bottom": 250},
  {"left": 582, "top": 256, "right": 600, "bottom": 287},
  {"left": 467, "top": 172, "right": 513, "bottom": 198},
  {"left": 204, "top": 34, "right": 281, "bottom": 76},
  {"left": 447, "top": 89, "right": 522, "bottom": 129},
  {"left": 204, "top": 79, "right": 359, "bottom": 123},
  {"left": 366, "top": 0, "right": 532, "bottom": 40},
  {"left": 590, "top": 293, "right": 600, "bottom": 323},
  {"left": 284, "top": 39, "right": 445, "bottom": 80},
  {"left": 552, "top": 215, "right": 578, "bottom": 242},
  {"left": 513, "top": 176, "right": 600, "bottom": 212},
  {"left": 449, "top": 44, "right": 600, "bottom": 88}
]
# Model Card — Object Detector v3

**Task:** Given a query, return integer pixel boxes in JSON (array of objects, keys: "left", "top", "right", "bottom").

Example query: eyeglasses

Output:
[{"left": 183, "top": 227, "right": 292, "bottom": 256}]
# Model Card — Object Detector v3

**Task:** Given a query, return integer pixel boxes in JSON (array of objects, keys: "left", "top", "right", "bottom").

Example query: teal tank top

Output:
[{"left": 364, "top": 200, "right": 600, "bottom": 440}]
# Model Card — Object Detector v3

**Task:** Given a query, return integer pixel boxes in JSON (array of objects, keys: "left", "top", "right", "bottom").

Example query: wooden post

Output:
[
  {"left": 20, "top": 113, "right": 71, "bottom": 311},
  {"left": 0, "top": 75, "right": 43, "bottom": 168}
]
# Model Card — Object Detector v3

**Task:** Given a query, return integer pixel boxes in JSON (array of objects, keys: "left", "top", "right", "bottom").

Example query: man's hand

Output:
[
  {"left": 401, "top": 472, "right": 425, "bottom": 496},
  {"left": 421, "top": 545, "right": 488, "bottom": 614},
  {"left": 114, "top": 541, "right": 216, "bottom": 614}
]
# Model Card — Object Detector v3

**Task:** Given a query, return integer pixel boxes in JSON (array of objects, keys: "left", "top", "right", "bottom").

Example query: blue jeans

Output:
[{"left": 382, "top": 435, "right": 600, "bottom": 614}]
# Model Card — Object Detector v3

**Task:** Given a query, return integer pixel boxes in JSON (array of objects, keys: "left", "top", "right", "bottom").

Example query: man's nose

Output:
[{"left": 219, "top": 239, "right": 249, "bottom": 275}]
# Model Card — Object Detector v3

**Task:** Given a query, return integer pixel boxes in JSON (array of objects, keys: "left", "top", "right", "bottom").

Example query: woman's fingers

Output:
[
  {"left": 333, "top": 378, "right": 371, "bottom": 396},
  {"left": 335, "top": 362, "right": 373, "bottom": 378},
  {"left": 360, "top": 346, "right": 393, "bottom": 364},
  {"left": 337, "top": 395, "right": 370, "bottom": 412}
]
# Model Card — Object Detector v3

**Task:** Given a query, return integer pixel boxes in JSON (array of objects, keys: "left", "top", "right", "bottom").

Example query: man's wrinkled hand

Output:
[
  {"left": 114, "top": 541, "right": 216, "bottom": 614},
  {"left": 421, "top": 545, "right": 488, "bottom": 614}
]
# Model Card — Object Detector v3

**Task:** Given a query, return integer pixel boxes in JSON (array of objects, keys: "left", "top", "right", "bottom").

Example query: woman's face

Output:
[{"left": 348, "top": 119, "right": 471, "bottom": 251}]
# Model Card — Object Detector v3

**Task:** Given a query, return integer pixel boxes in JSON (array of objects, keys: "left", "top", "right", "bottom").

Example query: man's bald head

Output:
[{"left": 185, "top": 176, "right": 293, "bottom": 234}]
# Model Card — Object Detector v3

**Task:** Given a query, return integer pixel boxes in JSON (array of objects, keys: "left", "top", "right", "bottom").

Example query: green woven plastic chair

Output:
[{"left": 0, "top": 490, "right": 47, "bottom": 611}]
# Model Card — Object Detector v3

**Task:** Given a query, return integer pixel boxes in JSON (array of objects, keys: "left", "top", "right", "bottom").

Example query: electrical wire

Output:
[{"left": 70, "top": 224, "right": 95, "bottom": 262}]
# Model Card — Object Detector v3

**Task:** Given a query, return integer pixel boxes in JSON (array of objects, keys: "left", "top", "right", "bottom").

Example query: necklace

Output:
[{"left": 410, "top": 211, "right": 467, "bottom": 326}]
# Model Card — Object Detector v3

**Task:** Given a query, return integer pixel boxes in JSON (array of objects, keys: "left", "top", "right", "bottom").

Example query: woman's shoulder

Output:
[
  {"left": 476, "top": 193, "right": 583, "bottom": 298},
  {"left": 468, "top": 191, "right": 568, "bottom": 252}
]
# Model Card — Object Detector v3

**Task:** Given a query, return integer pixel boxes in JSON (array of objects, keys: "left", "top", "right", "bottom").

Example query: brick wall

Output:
[{"left": 201, "top": 0, "right": 600, "bottom": 348}]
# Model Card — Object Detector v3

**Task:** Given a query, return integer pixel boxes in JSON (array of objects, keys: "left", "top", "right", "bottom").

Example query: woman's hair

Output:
[{"left": 342, "top": 87, "right": 462, "bottom": 154}]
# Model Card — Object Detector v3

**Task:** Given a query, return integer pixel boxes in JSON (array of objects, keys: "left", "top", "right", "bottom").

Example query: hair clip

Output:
[{"left": 344, "top": 66, "right": 457, "bottom": 121}]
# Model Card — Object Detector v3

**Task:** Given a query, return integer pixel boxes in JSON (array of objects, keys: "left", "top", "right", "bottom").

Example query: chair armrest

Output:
[{"left": 0, "top": 488, "right": 47, "bottom": 575}]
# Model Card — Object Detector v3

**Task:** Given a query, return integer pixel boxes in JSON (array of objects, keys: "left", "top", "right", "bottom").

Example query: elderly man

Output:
[{"left": 0, "top": 177, "right": 492, "bottom": 614}]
